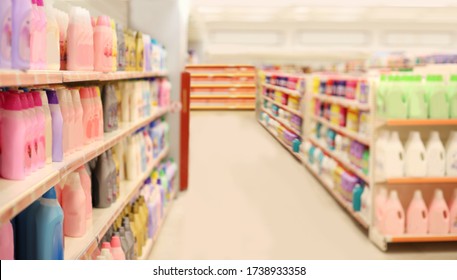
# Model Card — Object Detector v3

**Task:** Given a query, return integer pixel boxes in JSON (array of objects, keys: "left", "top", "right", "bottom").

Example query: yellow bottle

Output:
[
  {"left": 110, "top": 19, "right": 118, "bottom": 72},
  {"left": 133, "top": 204, "right": 143, "bottom": 256},
  {"left": 128, "top": 212, "right": 139, "bottom": 259},
  {"left": 135, "top": 32, "right": 144, "bottom": 71}
]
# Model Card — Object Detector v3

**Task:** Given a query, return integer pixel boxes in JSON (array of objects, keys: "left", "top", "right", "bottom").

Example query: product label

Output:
[{"left": 25, "top": 141, "right": 32, "bottom": 170}]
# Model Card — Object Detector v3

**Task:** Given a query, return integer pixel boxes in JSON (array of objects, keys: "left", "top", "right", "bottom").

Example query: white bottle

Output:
[
  {"left": 404, "top": 131, "right": 426, "bottom": 177},
  {"left": 360, "top": 187, "right": 371, "bottom": 224},
  {"left": 375, "top": 130, "right": 390, "bottom": 181},
  {"left": 334, "top": 134, "right": 343, "bottom": 157},
  {"left": 100, "top": 248, "right": 113, "bottom": 260},
  {"left": 44, "top": 1, "right": 60, "bottom": 70},
  {"left": 446, "top": 131, "right": 457, "bottom": 176},
  {"left": 126, "top": 137, "right": 137, "bottom": 180},
  {"left": 425, "top": 131, "right": 445, "bottom": 177},
  {"left": 385, "top": 131, "right": 405, "bottom": 178},
  {"left": 40, "top": 91, "right": 53, "bottom": 164}
]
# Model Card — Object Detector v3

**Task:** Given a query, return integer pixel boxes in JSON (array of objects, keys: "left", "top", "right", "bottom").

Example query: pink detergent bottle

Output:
[
  {"left": 0, "top": 0, "right": 13, "bottom": 69},
  {"left": 66, "top": 89, "right": 76, "bottom": 153},
  {"left": 80, "top": 87, "right": 93, "bottom": 144},
  {"left": 110, "top": 236, "right": 126, "bottom": 260},
  {"left": 94, "top": 15, "right": 113, "bottom": 72},
  {"left": 27, "top": 93, "right": 39, "bottom": 172},
  {"left": 0, "top": 220, "right": 14, "bottom": 260},
  {"left": 375, "top": 188, "right": 388, "bottom": 233},
  {"left": 12, "top": 0, "right": 32, "bottom": 70},
  {"left": 56, "top": 89, "right": 70, "bottom": 155},
  {"left": 36, "top": 0, "right": 47, "bottom": 69},
  {"left": 382, "top": 190, "right": 405, "bottom": 235},
  {"left": 406, "top": 190, "right": 428, "bottom": 235},
  {"left": 450, "top": 189, "right": 457, "bottom": 233},
  {"left": 92, "top": 87, "right": 103, "bottom": 140},
  {"left": 55, "top": 178, "right": 64, "bottom": 206},
  {"left": 100, "top": 242, "right": 113, "bottom": 260},
  {"left": 19, "top": 94, "right": 32, "bottom": 175},
  {"left": 62, "top": 172, "right": 86, "bottom": 237},
  {"left": 67, "top": 7, "right": 94, "bottom": 71},
  {"left": 1, "top": 93, "right": 26, "bottom": 180},
  {"left": 71, "top": 89, "right": 84, "bottom": 150},
  {"left": 77, "top": 165, "right": 92, "bottom": 220},
  {"left": 32, "top": 91, "right": 45, "bottom": 168},
  {"left": 428, "top": 189, "right": 450, "bottom": 234},
  {"left": 39, "top": 90, "right": 52, "bottom": 164}
]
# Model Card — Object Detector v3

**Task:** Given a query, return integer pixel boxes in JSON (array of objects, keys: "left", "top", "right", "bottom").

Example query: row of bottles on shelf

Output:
[
  {"left": 375, "top": 188, "right": 457, "bottom": 235},
  {"left": 0, "top": 0, "right": 167, "bottom": 72},
  {"left": 264, "top": 73, "right": 301, "bottom": 91},
  {"left": 263, "top": 87, "right": 300, "bottom": 111},
  {"left": 259, "top": 112, "right": 301, "bottom": 150},
  {"left": 0, "top": 79, "right": 170, "bottom": 181},
  {"left": 376, "top": 130, "right": 457, "bottom": 179},
  {"left": 377, "top": 75, "right": 457, "bottom": 120},
  {"left": 303, "top": 141, "right": 368, "bottom": 206},
  {"left": 314, "top": 99, "right": 370, "bottom": 137},
  {"left": 263, "top": 100, "right": 302, "bottom": 132},
  {"left": 314, "top": 123, "right": 369, "bottom": 175},
  {"left": 0, "top": 143, "right": 176, "bottom": 260},
  {"left": 313, "top": 75, "right": 370, "bottom": 104},
  {"left": 94, "top": 162, "right": 177, "bottom": 260}
]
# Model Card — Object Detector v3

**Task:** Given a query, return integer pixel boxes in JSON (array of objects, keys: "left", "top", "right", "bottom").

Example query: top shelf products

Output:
[{"left": 0, "top": 0, "right": 167, "bottom": 73}]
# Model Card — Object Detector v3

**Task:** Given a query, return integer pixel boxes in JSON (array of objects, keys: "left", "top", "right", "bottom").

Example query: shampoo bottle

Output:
[
  {"left": 425, "top": 131, "right": 445, "bottom": 177},
  {"left": 62, "top": 172, "right": 86, "bottom": 237},
  {"left": 46, "top": 90, "right": 63, "bottom": 162},
  {"left": 35, "top": 187, "right": 64, "bottom": 260},
  {"left": 406, "top": 190, "right": 428, "bottom": 234},
  {"left": 428, "top": 189, "right": 450, "bottom": 234}
]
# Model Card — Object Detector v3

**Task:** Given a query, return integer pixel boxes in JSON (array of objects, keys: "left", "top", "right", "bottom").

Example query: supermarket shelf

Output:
[
  {"left": 0, "top": 70, "right": 167, "bottom": 86},
  {"left": 263, "top": 72, "right": 304, "bottom": 80},
  {"left": 186, "top": 64, "right": 255, "bottom": 69},
  {"left": 379, "top": 119, "right": 457, "bottom": 126},
  {"left": 139, "top": 188, "right": 177, "bottom": 260},
  {"left": 388, "top": 234, "right": 457, "bottom": 243},
  {"left": 191, "top": 95, "right": 255, "bottom": 99},
  {"left": 190, "top": 73, "right": 255, "bottom": 78},
  {"left": 64, "top": 146, "right": 170, "bottom": 260},
  {"left": 261, "top": 95, "right": 302, "bottom": 116},
  {"left": 384, "top": 177, "right": 457, "bottom": 184},
  {"left": 258, "top": 120, "right": 302, "bottom": 161},
  {"left": 313, "top": 94, "right": 370, "bottom": 111},
  {"left": 261, "top": 108, "right": 301, "bottom": 136},
  {"left": 309, "top": 137, "right": 369, "bottom": 184},
  {"left": 191, "top": 105, "right": 255, "bottom": 110},
  {"left": 302, "top": 160, "right": 369, "bottom": 229},
  {"left": 311, "top": 115, "right": 370, "bottom": 146},
  {"left": 261, "top": 83, "right": 301, "bottom": 97},
  {"left": 0, "top": 107, "right": 169, "bottom": 225},
  {"left": 191, "top": 84, "right": 255, "bottom": 89}
]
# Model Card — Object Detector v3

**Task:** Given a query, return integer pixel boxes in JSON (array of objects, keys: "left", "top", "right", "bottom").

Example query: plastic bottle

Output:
[
  {"left": 117, "top": 227, "right": 130, "bottom": 259},
  {"left": 46, "top": 90, "right": 63, "bottom": 162},
  {"left": 102, "top": 84, "right": 118, "bottom": 132},
  {"left": 426, "top": 75, "right": 449, "bottom": 119},
  {"left": 447, "top": 75, "right": 457, "bottom": 118},
  {"left": 39, "top": 90, "right": 52, "bottom": 163},
  {"left": 66, "top": 89, "right": 77, "bottom": 152},
  {"left": 1, "top": 93, "right": 26, "bottom": 179},
  {"left": 0, "top": 0, "right": 12, "bottom": 69},
  {"left": 110, "top": 236, "right": 126, "bottom": 260},
  {"left": 425, "top": 131, "right": 445, "bottom": 177},
  {"left": 19, "top": 94, "right": 32, "bottom": 175},
  {"left": 116, "top": 23, "right": 125, "bottom": 70},
  {"left": 446, "top": 131, "right": 457, "bottom": 176},
  {"left": 123, "top": 216, "right": 137, "bottom": 259},
  {"left": 126, "top": 137, "right": 137, "bottom": 180},
  {"left": 35, "top": 0, "right": 47, "bottom": 69},
  {"left": 32, "top": 92, "right": 45, "bottom": 168},
  {"left": 382, "top": 190, "right": 405, "bottom": 235},
  {"left": 405, "top": 76, "right": 428, "bottom": 119},
  {"left": 93, "top": 152, "right": 112, "bottom": 208},
  {"left": 43, "top": 0, "right": 59, "bottom": 70},
  {"left": 62, "top": 172, "right": 86, "bottom": 237},
  {"left": 406, "top": 190, "right": 428, "bottom": 235},
  {"left": 404, "top": 131, "right": 427, "bottom": 177},
  {"left": 449, "top": 189, "right": 457, "bottom": 233},
  {"left": 54, "top": 8, "right": 69, "bottom": 70},
  {"left": 77, "top": 165, "right": 92, "bottom": 220},
  {"left": 79, "top": 87, "right": 93, "bottom": 144},
  {"left": 12, "top": 0, "right": 32, "bottom": 69},
  {"left": 375, "top": 188, "right": 388, "bottom": 232},
  {"left": 93, "top": 87, "right": 104, "bottom": 140},
  {"left": 94, "top": 15, "right": 113, "bottom": 72},
  {"left": 384, "top": 131, "right": 405, "bottom": 178},
  {"left": 110, "top": 19, "right": 117, "bottom": 72},
  {"left": 106, "top": 149, "right": 117, "bottom": 201},
  {"left": 35, "top": 187, "right": 64, "bottom": 260},
  {"left": 428, "top": 189, "right": 450, "bottom": 234},
  {"left": 70, "top": 89, "right": 84, "bottom": 150},
  {"left": 56, "top": 89, "right": 71, "bottom": 155},
  {"left": 67, "top": 7, "right": 94, "bottom": 71},
  {"left": 352, "top": 184, "right": 364, "bottom": 212},
  {"left": 0, "top": 220, "right": 14, "bottom": 260},
  {"left": 14, "top": 200, "right": 39, "bottom": 259},
  {"left": 100, "top": 245, "right": 113, "bottom": 260}
]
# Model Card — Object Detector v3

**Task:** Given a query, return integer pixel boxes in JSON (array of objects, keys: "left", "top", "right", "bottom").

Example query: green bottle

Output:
[
  {"left": 447, "top": 75, "right": 457, "bottom": 118},
  {"left": 425, "top": 75, "right": 449, "bottom": 119},
  {"left": 385, "top": 75, "right": 407, "bottom": 119},
  {"left": 406, "top": 75, "right": 428, "bottom": 119}
]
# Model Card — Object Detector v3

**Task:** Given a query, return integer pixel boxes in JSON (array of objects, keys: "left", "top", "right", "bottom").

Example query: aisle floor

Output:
[{"left": 149, "top": 112, "right": 457, "bottom": 259}]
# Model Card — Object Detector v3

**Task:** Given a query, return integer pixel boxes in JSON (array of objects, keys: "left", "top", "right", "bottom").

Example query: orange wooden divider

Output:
[{"left": 180, "top": 72, "right": 191, "bottom": 191}]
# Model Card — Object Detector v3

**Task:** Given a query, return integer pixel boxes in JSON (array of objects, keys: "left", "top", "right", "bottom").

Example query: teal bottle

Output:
[
  {"left": 352, "top": 184, "right": 364, "bottom": 212},
  {"left": 292, "top": 139, "right": 301, "bottom": 153}
]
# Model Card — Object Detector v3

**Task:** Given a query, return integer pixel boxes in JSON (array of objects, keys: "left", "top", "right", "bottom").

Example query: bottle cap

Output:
[
  {"left": 79, "top": 88, "right": 91, "bottom": 99},
  {"left": 97, "top": 15, "right": 111, "bottom": 27},
  {"left": 434, "top": 189, "right": 444, "bottom": 200},
  {"left": 46, "top": 90, "right": 59, "bottom": 105},
  {"left": 31, "top": 92, "right": 43, "bottom": 107},
  {"left": 43, "top": 187, "right": 57, "bottom": 199},
  {"left": 27, "top": 93, "right": 35, "bottom": 109},
  {"left": 101, "top": 242, "right": 111, "bottom": 249},
  {"left": 37, "top": 0, "right": 44, "bottom": 7},
  {"left": 3, "top": 93, "right": 22, "bottom": 111},
  {"left": 19, "top": 94, "right": 29, "bottom": 109},
  {"left": 413, "top": 190, "right": 423, "bottom": 200},
  {"left": 111, "top": 236, "right": 121, "bottom": 248}
]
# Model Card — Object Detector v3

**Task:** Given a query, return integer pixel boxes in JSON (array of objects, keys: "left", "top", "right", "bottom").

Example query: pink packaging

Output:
[
  {"left": 70, "top": 89, "right": 84, "bottom": 150},
  {"left": 26, "top": 93, "right": 39, "bottom": 171},
  {"left": 62, "top": 172, "right": 86, "bottom": 237},
  {"left": 56, "top": 89, "right": 70, "bottom": 155},
  {"left": 110, "top": 236, "right": 126, "bottom": 260},
  {"left": 450, "top": 189, "right": 457, "bottom": 233},
  {"left": 67, "top": 7, "right": 94, "bottom": 71},
  {"left": 406, "top": 190, "right": 428, "bottom": 235},
  {"left": 428, "top": 189, "right": 450, "bottom": 234},
  {"left": 19, "top": 94, "right": 32, "bottom": 175},
  {"left": 0, "top": 0, "right": 12, "bottom": 68},
  {"left": 1, "top": 93, "right": 26, "bottom": 180},
  {"left": 0, "top": 220, "right": 14, "bottom": 260},
  {"left": 93, "top": 15, "right": 113, "bottom": 72},
  {"left": 77, "top": 165, "right": 92, "bottom": 220},
  {"left": 32, "top": 91, "right": 45, "bottom": 168},
  {"left": 382, "top": 190, "right": 405, "bottom": 235},
  {"left": 80, "top": 87, "right": 93, "bottom": 144}
]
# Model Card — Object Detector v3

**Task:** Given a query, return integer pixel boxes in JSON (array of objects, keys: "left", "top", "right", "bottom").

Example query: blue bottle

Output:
[
  {"left": 35, "top": 187, "right": 64, "bottom": 260},
  {"left": 14, "top": 200, "right": 40, "bottom": 259},
  {"left": 292, "top": 139, "right": 301, "bottom": 153},
  {"left": 352, "top": 184, "right": 364, "bottom": 212}
]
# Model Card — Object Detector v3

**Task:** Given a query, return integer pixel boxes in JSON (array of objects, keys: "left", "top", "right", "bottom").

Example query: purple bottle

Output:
[
  {"left": 46, "top": 90, "right": 63, "bottom": 162},
  {"left": 11, "top": 0, "right": 32, "bottom": 70}
]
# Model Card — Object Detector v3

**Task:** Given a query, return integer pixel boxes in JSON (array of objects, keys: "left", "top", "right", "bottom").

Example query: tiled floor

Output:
[{"left": 149, "top": 111, "right": 457, "bottom": 259}]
